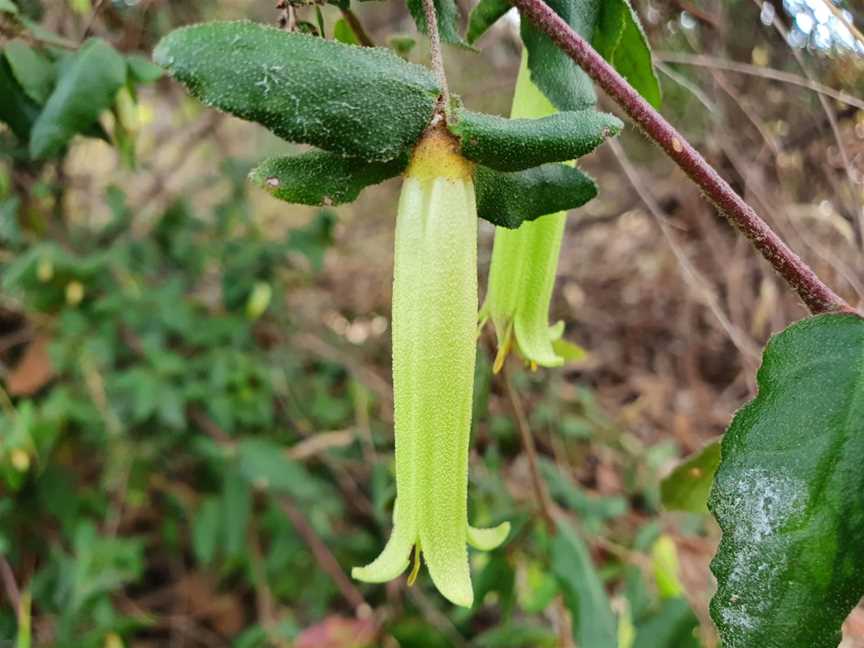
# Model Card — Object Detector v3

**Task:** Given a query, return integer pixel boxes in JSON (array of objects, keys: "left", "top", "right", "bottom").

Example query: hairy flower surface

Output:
[
  {"left": 480, "top": 55, "right": 573, "bottom": 372},
  {"left": 352, "top": 128, "right": 509, "bottom": 607}
]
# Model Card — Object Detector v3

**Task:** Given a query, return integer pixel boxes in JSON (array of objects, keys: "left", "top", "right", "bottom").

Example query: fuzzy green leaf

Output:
[
  {"left": 407, "top": 0, "right": 468, "bottom": 46},
  {"left": 0, "top": 0, "right": 19, "bottom": 14},
  {"left": 466, "top": 0, "right": 511, "bottom": 44},
  {"left": 520, "top": 0, "right": 599, "bottom": 111},
  {"left": 4, "top": 39, "right": 54, "bottom": 103},
  {"left": 249, "top": 150, "right": 406, "bottom": 206},
  {"left": 709, "top": 313, "right": 864, "bottom": 648},
  {"left": 29, "top": 38, "right": 126, "bottom": 158},
  {"left": 593, "top": 0, "right": 660, "bottom": 107},
  {"left": 154, "top": 21, "right": 440, "bottom": 162},
  {"left": 0, "top": 56, "right": 40, "bottom": 141},
  {"left": 660, "top": 440, "right": 719, "bottom": 513},
  {"left": 552, "top": 519, "right": 617, "bottom": 648},
  {"left": 475, "top": 163, "right": 597, "bottom": 228},
  {"left": 450, "top": 108, "right": 621, "bottom": 171}
]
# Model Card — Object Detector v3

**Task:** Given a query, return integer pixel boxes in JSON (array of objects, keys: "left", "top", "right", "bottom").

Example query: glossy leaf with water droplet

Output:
[
  {"left": 154, "top": 21, "right": 441, "bottom": 162},
  {"left": 709, "top": 313, "right": 864, "bottom": 648}
]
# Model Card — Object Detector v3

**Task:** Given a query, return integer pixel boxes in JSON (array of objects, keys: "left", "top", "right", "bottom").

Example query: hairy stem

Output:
[
  {"left": 421, "top": 0, "right": 450, "bottom": 110},
  {"left": 511, "top": 0, "right": 854, "bottom": 316}
]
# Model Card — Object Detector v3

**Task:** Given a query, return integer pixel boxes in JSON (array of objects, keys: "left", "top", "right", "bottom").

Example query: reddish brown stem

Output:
[{"left": 511, "top": 0, "right": 854, "bottom": 316}]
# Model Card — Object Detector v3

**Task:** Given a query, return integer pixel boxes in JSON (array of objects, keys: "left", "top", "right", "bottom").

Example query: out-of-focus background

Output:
[{"left": 0, "top": 1, "right": 862, "bottom": 646}]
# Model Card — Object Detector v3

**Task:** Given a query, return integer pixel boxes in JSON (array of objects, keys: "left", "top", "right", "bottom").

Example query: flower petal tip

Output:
[{"left": 467, "top": 522, "right": 511, "bottom": 551}]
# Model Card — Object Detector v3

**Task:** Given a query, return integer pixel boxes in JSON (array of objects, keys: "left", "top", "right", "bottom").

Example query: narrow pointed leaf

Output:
[
  {"left": 519, "top": 0, "right": 599, "bottom": 111},
  {"left": 475, "top": 163, "right": 597, "bottom": 229},
  {"left": 593, "top": 0, "right": 660, "bottom": 107},
  {"left": 29, "top": 38, "right": 126, "bottom": 158},
  {"left": 450, "top": 109, "right": 621, "bottom": 171},
  {"left": 709, "top": 313, "right": 864, "bottom": 648},
  {"left": 552, "top": 519, "right": 617, "bottom": 648},
  {"left": 250, "top": 150, "right": 407, "bottom": 206},
  {"left": 0, "top": 56, "right": 40, "bottom": 141},
  {"left": 4, "top": 40, "right": 54, "bottom": 103},
  {"left": 466, "top": 0, "right": 511, "bottom": 44},
  {"left": 154, "top": 21, "right": 441, "bottom": 162},
  {"left": 407, "top": 0, "right": 468, "bottom": 46},
  {"left": 660, "top": 440, "right": 719, "bottom": 513}
]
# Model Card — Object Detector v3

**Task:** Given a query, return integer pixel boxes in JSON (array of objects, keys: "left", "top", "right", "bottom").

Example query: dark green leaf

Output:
[
  {"left": 30, "top": 38, "right": 126, "bottom": 158},
  {"left": 552, "top": 519, "right": 617, "bottom": 648},
  {"left": 192, "top": 498, "right": 220, "bottom": 565},
  {"left": 237, "top": 438, "right": 322, "bottom": 501},
  {"left": 520, "top": 0, "right": 599, "bottom": 111},
  {"left": 249, "top": 150, "right": 406, "bottom": 207},
  {"left": 4, "top": 39, "right": 54, "bottom": 103},
  {"left": 0, "top": 55, "right": 40, "bottom": 140},
  {"left": 450, "top": 108, "right": 621, "bottom": 171},
  {"left": 660, "top": 440, "right": 719, "bottom": 513},
  {"left": 466, "top": 0, "right": 511, "bottom": 44},
  {"left": 287, "top": 210, "right": 335, "bottom": 272},
  {"left": 709, "top": 313, "right": 864, "bottom": 648},
  {"left": 633, "top": 598, "right": 700, "bottom": 648},
  {"left": 154, "top": 21, "right": 440, "bottom": 162},
  {"left": 475, "top": 163, "right": 597, "bottom": 228},
  {"left": 474, "top": 623, "right": 557, "bottom": 647},
  {"left": 333, "top": 17, "right": 360, "bottom": 45},
  {"left": 593, "top": 0, "right": 660, "bottom": 107},
  {"left": 406, "top": 0, "right": 467, "bottom": 46},
  {"left": 222, "top": 468, "right": 252, "bottom": 558}
]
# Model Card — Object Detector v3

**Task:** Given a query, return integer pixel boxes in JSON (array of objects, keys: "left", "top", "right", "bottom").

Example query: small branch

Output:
[
  {"left": 421, "top": 0, "right": 450, "bottom": 110},
  {"left": 0, "top": 556, "right": 20, "bottom": 613},
  {"left": 502, "top": 361, "right": 555, "bottom": 534},
  {"left": 340, "top": 8, "right": 375, "bottom": 47},
  {"left": 279, "top": 495, "right": 369, "bottom": 613},
  {"left": 655, "top": 52, "right": 864, "bottom": 111},
  {"left": 510, "top": 0, "right": 854, "bottom": 316}
]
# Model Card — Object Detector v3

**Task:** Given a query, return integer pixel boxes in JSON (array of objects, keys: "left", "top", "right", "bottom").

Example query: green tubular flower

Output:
[
  {"left": 479, "top": 53, "right": 572, "bottom": 373},
  {"left": 352, "top": 128, "right": 510, "bottom": 607}
]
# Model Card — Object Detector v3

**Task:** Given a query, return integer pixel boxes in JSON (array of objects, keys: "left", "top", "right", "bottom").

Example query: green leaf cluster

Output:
[
  {"left": 154, "top": 20, "right": 624, "bottom": 228},
  {"left": 0, "top": 31, "right": 161, "bottom": 162}
]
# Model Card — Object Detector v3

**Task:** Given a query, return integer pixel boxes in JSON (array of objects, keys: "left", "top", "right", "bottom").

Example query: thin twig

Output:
[
  {"left": 340, "top": 8, "right": 374, "bottom": 46},
  {"left": 753, "top": 0, "right": 864, "bottom": 250},
  {"left": 608, "top": 139, "right": 761, "bottom": 361},
  {"left": 80, "top": 0, "right": 106, "bottom": 42},
  {"left": 502, "top": 361, "right": 555, "bottom": 534},
  {"left": 421, "top": 0, "right": 450, "bottom": 110},
  {"left": 655, "top": 51, "right": 864, "bottom": 111},
  {"left": 0, "top": 556, "right": 20, "bottom": 613},
  {"left": 509, "top": 0, "right": 854, "bottom": 316},
  {"left": 279, "top": 495, "right": 369, "bottom": 613}
]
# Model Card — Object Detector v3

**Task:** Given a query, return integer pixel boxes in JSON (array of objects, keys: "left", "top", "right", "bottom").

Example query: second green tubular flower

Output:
[{"left": 480, "top": 54, "right": 572, "bottom": 372}]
